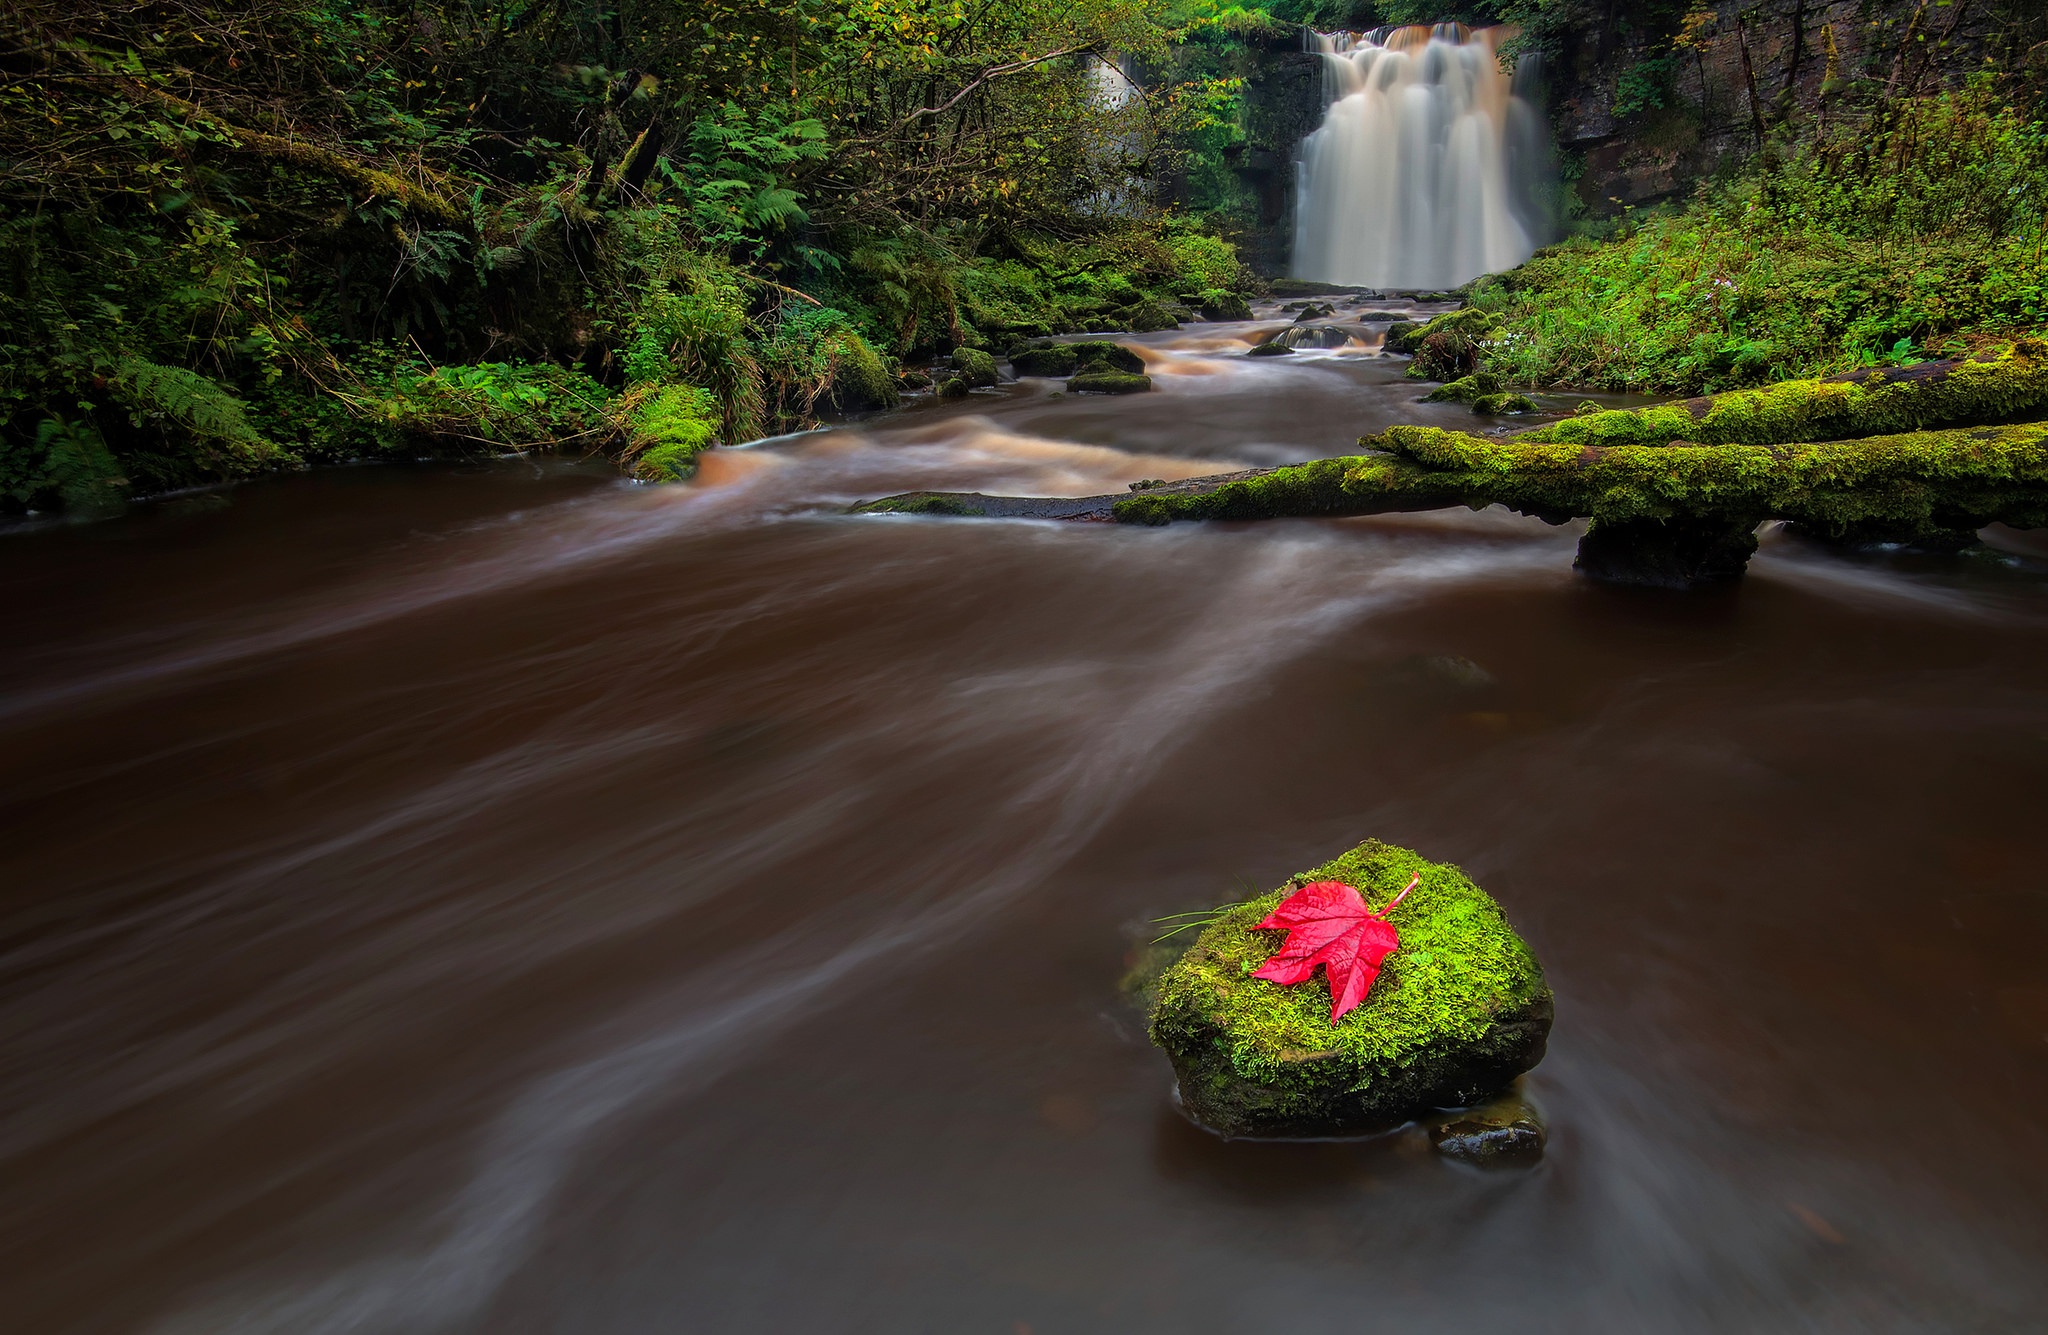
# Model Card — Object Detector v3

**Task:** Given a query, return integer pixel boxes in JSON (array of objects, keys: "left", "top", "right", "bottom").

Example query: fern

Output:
[{"left": 110, "top": 357, "right": 277, "bottom": 466}]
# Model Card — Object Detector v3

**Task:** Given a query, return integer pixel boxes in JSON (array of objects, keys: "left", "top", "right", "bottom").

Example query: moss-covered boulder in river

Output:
[
  {"left": 1070, "top": 369, "right": 1152, "bottom": 394},
  {"left": 948, "top": 346, "right": 999, "bottom": 388},
  {"left": 1150, "top": 839, "right": 1551, "bottom": 1138}
]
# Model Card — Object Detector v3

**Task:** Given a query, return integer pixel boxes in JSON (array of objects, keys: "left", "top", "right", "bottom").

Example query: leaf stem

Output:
[{"left": 1374, "top": 873, "right": 1421, "bottom": 918}]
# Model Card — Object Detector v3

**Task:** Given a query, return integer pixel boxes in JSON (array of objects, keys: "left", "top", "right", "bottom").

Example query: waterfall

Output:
[{"left": 1292, "top": 24, "right": 1553, "bottom": 290}]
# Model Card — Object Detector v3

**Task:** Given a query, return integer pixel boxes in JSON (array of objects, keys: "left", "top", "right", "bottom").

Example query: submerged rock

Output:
[
  {"left": 1150, "top": 839, "right": 1552, "bottom": 1138},
  {"left": 1429, "top": 1090, "right": 1547, "bottom": 1165}
]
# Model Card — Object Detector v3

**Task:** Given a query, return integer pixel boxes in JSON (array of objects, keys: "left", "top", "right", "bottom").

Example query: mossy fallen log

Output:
[
  {"left": 1116, "top": 421, "right": 2048, "bottom": 585},
  {"left": 857, "top": 422, "right": 2048, "bottom": 587},
  {"left": 1150, "top": 839, "right": 1552, "bottom": 1138},
  {"left": 1516, "top": 341, "right": 2048, "bottom": 449}
]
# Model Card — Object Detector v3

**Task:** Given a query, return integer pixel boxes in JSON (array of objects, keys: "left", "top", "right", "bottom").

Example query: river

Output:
[{"left": 5, "top": 311, "right": 2048, "bottom": 1333}]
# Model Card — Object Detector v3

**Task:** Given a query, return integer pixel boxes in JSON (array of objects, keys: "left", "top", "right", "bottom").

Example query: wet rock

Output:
[
  {"left": 1574, "top": 515, "right": 1759, "bottom": 589},
  {"left": 1070, "top": 370, "right": 1152, "bottom": 395},
  {"left": 1429, "top": 1097, "right": 1546, "bottom": 1165},
  {"left": 1247, "top": 341, "right": 1296, "bottom": 357},
  {"left": 1010, "top": 343, "right": 1079, "bottom": 377},
  {"left": 1382, "top": 320, "right": 1422, "bottom": 354},
  {"left": 1293, "top": 302, "right": 1337, "bottom": 322},
  {"left": 1198, "top": 293, "right": 1255, "bottom": 322},
  {"left": 897, "top": 369, "right": 932, "bottom": 390},
  {"left": 949, "top": 346, "right": 998, "bottom": 388},
  {"left": 1472, "top": 392, "right": 1539, "bottom": 415},
  {"left": 1150, "top": 839, "right": 1552, "bottom": 1139},
  {"left": 1424, "top": 373, "right": 1502, "bottom": 404},
  {"left": 935, "top": 376, "right": 969, "bottom": 400},
  {"left": 1073, "top": 341, "right": 1146, "bottom": 375},
  {"left": 1121, "top": 301, "right": 1182, "bottom": 333}
]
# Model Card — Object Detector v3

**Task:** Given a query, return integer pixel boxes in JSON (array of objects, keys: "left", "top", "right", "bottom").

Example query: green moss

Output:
[
  {"left": 1424, "top": 373, "right": 1502, "bottom": 403},
  {"left": 1399, "top": 308, "right": 1500, "bottom": 381},
  {"left": 949, "top": 345, "right": 998, "bottom": 388},
  {"left": 1516, "top": 341, "right": 2048, "bottom": 449},
  {"left": 827, "top": 332, "right": 900, "bottom": 410},
  {"left": 1110, "top": 421, "right": 2048, "bottom": 543},
  {"left": 1472, "top": 392, "right": 1539, "bottom": 415},
  {"left": 1010, "top": 342, "right": 1079, "bottom": 377},
  {"left": 1121, "top": 300, "right": 1182, "bottom": 333},
  {"left": 1149, "top": 839, "right": 1550, "bottom": 1135},
  {"left": 1069, "top": 369, "right": 1152, "bottom": 394},
  {"left": 1072, "top": 341, "right": 1145, "bottom": 374},
  {"left": 854, "top": 492, "right": 978, "bottom": 515},
  {"left": 620, "top": 382, "right": 721, "bottom": 481}
]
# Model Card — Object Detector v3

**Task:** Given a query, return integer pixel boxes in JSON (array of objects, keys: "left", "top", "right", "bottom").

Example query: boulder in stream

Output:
[
  {"left": 1150, "top": 839, "right": 1552, "bottom": 1138},
  {"left": 1070, "top": 369, "right": 1152, "bottom": 394},
  {"left": 949, "top": 346, "right": 998, "bottom": 388}
]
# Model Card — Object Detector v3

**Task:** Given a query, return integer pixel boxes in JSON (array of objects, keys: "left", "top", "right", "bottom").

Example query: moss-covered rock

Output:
[
  {"left": 949, "top": 346, "right": 998, "bottom": 388},
  {"left": 935, "top": 376, "right": 969, "bottom": 399},
  {"left": 1473, "top": 392, "right": 1539, "bottom": 415},
  {"left": 1150, "top": 839, "right": 1552, "bottom": 1138},
  {"left": 1122, "top": 300, "right": 1182, "bottom": 333},
  {"left": 826, "top": 333, "right": 900, "bottom": 411},
  {"left": 1010, "top": 342, "right": 1079, "bottom": 377},
  {"left": 1247, "top": 341, "right": 1296, "bottom": 357},
  {"left": 1424, "top": 373, "right": 1502, "bottom": 403},
  {"left": 1515, "top": 341, "right": 2048, "bottom": 449},
  {"left": 1399, "top": 308, "right": 1498, "bottom": 381},
  {"left": 1070, "top": 369, "right": 1152, "bottom": 394},
  {"left": 1072, "top": 340, "right": 1146, "bottom": 374},
  {"left": 1197, "top": 291, "right": 1254, "bottom": 322}
]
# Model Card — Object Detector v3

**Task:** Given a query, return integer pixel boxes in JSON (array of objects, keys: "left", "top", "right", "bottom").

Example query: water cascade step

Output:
[{"left": 1292, "top": 24, "right": 1553, "bottom": 290}]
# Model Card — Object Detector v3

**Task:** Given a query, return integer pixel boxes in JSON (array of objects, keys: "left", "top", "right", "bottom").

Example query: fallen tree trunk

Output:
[{"left": 856, "top": 421, "right": 2048, "bottom": 588}]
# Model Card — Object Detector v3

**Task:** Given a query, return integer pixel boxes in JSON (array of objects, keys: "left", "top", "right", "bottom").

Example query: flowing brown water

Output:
[{"left": 5, "top": 317, "right": 2048, "bottom": 1333}]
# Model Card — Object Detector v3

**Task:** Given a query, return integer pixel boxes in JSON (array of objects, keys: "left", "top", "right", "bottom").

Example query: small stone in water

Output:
[{"left": 1431, "top": 1117, "right": 1544, "bottom": 1164}]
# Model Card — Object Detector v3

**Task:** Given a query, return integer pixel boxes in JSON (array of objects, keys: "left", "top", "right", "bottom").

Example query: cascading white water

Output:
[{"left": 1292, "top": 24, "right": 1553, "bottom": 290}]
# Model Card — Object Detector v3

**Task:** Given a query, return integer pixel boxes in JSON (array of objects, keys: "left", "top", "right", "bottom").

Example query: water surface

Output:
[{"left": 5, "top": 322, "right": 2047, "bottom": 1333}]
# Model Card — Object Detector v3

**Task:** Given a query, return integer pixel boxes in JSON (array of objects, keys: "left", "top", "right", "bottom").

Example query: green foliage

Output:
[
  {"left": 3, "top": 0, "right": 1257, "bottom": 512},
  {"left": 1519, "top": 341, "right": 2048, "bottom": 448},
  {"left": 1612, "top": 54, "right": 1679, "bottom": 118},
  {"left": 1472, "top": 86, "right": 2048, "bottom": 393},
  {"left": 359, "top": 362, "right": 613, "bottom": 448}
]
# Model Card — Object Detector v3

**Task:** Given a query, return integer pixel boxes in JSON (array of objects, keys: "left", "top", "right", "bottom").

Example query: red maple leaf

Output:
[{"left": 1251, "top": 874, "right": 1419, "bottom": 1021}]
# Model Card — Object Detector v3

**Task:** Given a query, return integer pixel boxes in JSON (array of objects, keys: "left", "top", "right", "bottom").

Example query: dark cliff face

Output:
[
  {"left": 1145, "top": 32, "right": 1328, "bottom": 277},
  {"left": 1549, "top": 0, "right": 2011, "bottom": 218},
  {"left": 1230, "top": 47, "right": 1328, "bottom": 274}
]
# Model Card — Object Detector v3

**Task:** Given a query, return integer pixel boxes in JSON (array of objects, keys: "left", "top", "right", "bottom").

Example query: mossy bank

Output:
[{"left": 1150, "top": 840, "right": 1552, "bottom": 1139}]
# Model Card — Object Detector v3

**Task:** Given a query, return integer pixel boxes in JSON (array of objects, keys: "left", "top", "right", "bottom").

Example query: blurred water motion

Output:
[{"left": 3, "top": 328, "right": 2047, "bottom": 1333}]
